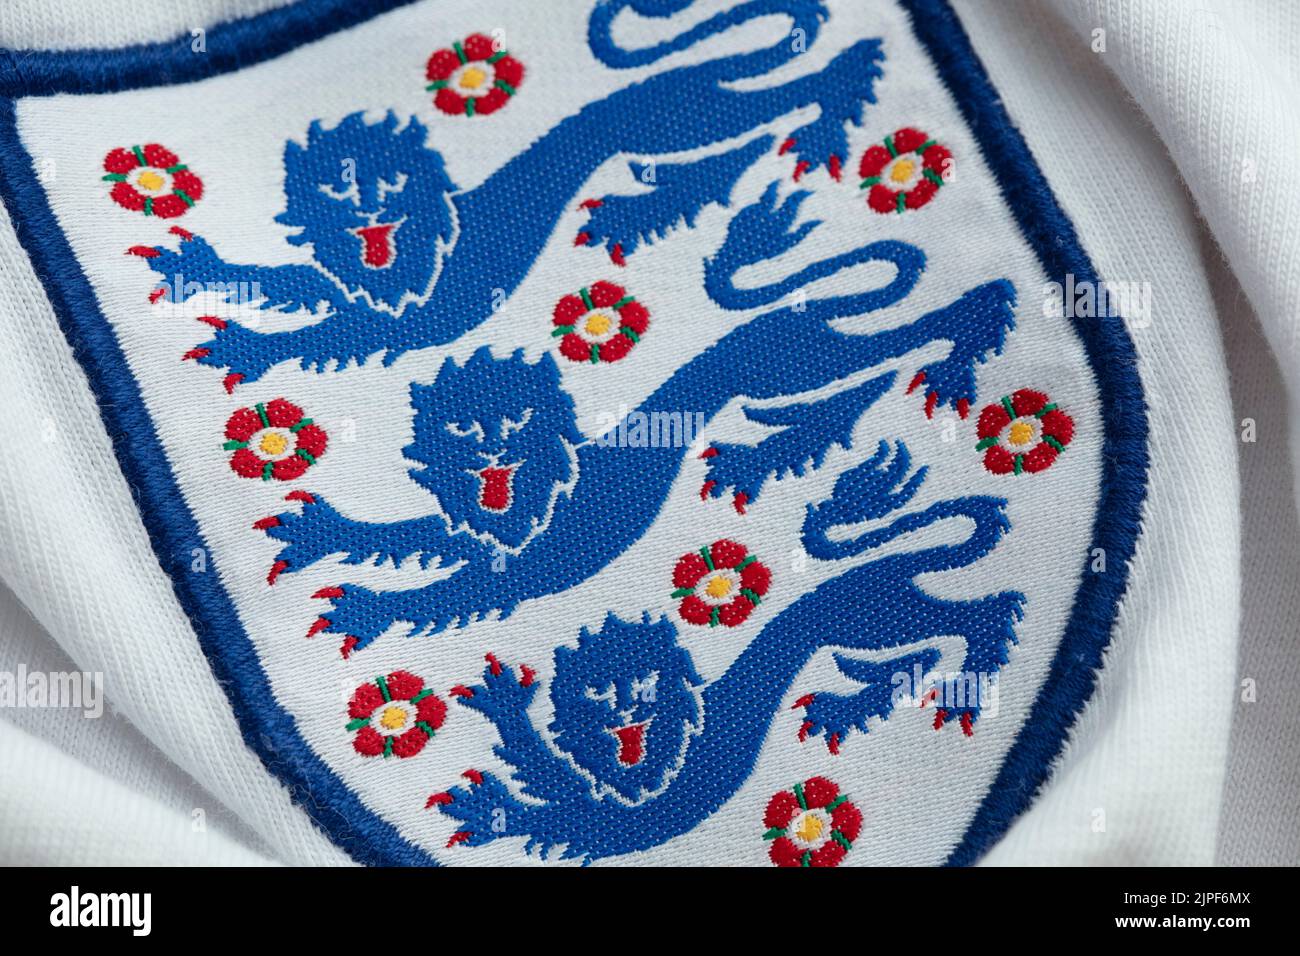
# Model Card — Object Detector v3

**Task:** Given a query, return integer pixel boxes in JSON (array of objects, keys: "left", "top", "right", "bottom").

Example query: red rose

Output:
[
  {"left": 223, "top": 398, "right": 328, "bottom": 481},
  {"left": 976, "top": 389, "right": 1074, "bottom": 475},
  {"left": 858, "top": 127, "right": 950, "bottom": 215},
  {"left": 764, "top": 776, "right": 861, "bottom": 867},
  {"left": 426, "top": 33, "right": 524, "bottom": 117},
  {"left": 103, "top": 143, "right": 203, "bottom": 218},
  {"left": 552, "top": 280, "right": 649, "bottom": 364},
  {"left": 671, "top": 539, "right": 771, "bottom": 628},
  {"left": 347, "top": 671, "right": 447, "bottom": 759}
]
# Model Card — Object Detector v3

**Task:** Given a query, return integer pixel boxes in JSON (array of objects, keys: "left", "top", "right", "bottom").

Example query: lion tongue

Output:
[
  {"left": 355, "top": 224, "right": 396, "bottom": 267},
  {"left": 612, "top": 723, "right": 646, "bottom": 766},
  {"left": 478, "top": 467, "right": 514, "bottom": 512}
]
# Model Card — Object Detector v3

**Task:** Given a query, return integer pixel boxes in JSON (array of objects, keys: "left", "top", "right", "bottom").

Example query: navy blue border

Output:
[
  {"left": 0, "top": 0, "right": 435, "bottom": 868},
  {"left": 0, "top": 0, "right": 416, "bottom": 97},
  {"left": 898, "top": 0, "right": 1149, "bottom": 864},
  {"left": 0, "top": 0, "right": 1147, "bottom": 867}
]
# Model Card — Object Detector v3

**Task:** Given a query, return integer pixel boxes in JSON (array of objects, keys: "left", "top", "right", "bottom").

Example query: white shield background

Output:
[{"left": 17, "top": 0, "right": 1104, "bottom": 864}]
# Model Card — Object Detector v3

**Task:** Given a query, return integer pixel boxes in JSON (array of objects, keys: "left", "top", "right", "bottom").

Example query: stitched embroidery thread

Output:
[
  {"left": 671, "top": 539, "right": 771, "bottom": 628},
  {"left": 976, "top": 389, "right": 1074, "bottom": 475},
  {"left": 103, "top": 144, "right": 203, "bottom": 217},
  {"left": 223, "top": 399, "right": 327, "bottom": 482},
  {"left": 250, "top": 201, "right": 1014, "bottom": 655},
  {"left": 127, "top": 5, "right": 890, "bottom": 387},
  {"left": 427, "top": 447, "right": 1021, "bottom": 862},
  {"left": 347, "top": 671, "right": 447, "bottom": 759},
  {"left": 425, "top": 33, "right": 524, "bottom": 117},
  {"left": 552, "top": 281, "right": 650, "bottom": 364},
  {"left": 764, "top": 777, "right": 861, "bottom": 867},
  {"left": 134, "top": 0, "right": 1042, "bottom": 859},
  {"left": 859, "top": 127, "right": 950, "bottom": 214}
]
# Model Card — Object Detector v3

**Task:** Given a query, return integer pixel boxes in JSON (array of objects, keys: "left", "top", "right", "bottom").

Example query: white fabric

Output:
[
  {"left": 1034, "top": 0, "right": 1300, "bottom": 866},
  {"left": 0, "top": 0, "right": 1294, "bottom": 866},
  {"left": 1213, "top": 249, "right": 1300, "bottom": 867},
  {"left": 1051, "top": 0, "right": 1300, "bottom": 516},
  {"left": 0, "top": 577, "right": 271, "bottom": 862},
  {"left": 0, "top": 0, "right": 293, "bottom": 50},
  {"left": 958, "top": 0, "right": 1238, "bottom": 866}
]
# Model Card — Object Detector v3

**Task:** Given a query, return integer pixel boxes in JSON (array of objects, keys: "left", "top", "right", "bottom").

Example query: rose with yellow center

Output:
[
  {"left": 859, "top": 127, "right": 951, "bottom": 215},
  {"left": 102, "top": 142, "right": 204, "bottom": 218},
  {"left": 976, "top": 388, "right": 1075, "bottom": 475},
  {"left": 553, "top": 281, "right": 651, "bottom": 364},
  {"left": 347, "top": 671, "right": 447, "bottom": 760},
  {"left": 672, "top": 539, "right": 772, "bottom": 628},
  {"left": 426, "top": 33, "right": 524, "bottom": 117},
  {"left": 764, "top": 777, "right": 862, "bottom": 867},
  {"left": 224, "top": 398, "right": 328, "bottom": 482}
]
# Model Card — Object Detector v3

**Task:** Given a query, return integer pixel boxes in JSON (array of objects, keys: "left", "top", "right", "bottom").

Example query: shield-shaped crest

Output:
[{"left": 0, "top": 0, "right": 1147, "bottom": 865}]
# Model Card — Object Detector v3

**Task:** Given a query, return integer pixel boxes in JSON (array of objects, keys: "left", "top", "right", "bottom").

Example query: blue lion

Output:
[
  {"left": 278, "top": 113, "right": 457, "bottom": 314},
  {"left": 406, "top": 348, "right": 581, "bottom": 552},
  {"left": 549, "top": 615, "right": 704, "bottom": 803},
  {"left": 427, "top": 446, "right": 1024, "bottom": 863},
  {"left": 133, "top": 0, "right": 890, "bottom": 387},
  {"left": 257, "top": 183, "right": 1017, "bottom": 656}
]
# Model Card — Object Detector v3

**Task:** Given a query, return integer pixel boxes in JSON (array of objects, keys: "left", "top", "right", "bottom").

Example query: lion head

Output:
[
  {"left": 549, "top": 614, "right": 704, "bottom": 803},
  {"left": 277, "top": 111, "right": 457, "bottom": 312},
  {"left": 405, "top": 347, "right": 581, "bottom": 551}
]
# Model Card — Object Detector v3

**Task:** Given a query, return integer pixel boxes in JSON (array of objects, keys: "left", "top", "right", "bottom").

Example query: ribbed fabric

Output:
[
  {"left": 1048, "top": 0, "right": 1300, "bottom": 515},
  {"left": 0, "top": 578, "right": 267, "bottom": 852},
  {"left": 1038, "top": 0, "right": 1300, "bottom": 867},
  {"left": 1215, "top": 248, "right": 1300, "bottom": 867},
  {"left": 0, "top": 0, "right": 293, "bottom": 50},
  {"left": 0, "top": 721, "right": 273, "bottom": 865}
]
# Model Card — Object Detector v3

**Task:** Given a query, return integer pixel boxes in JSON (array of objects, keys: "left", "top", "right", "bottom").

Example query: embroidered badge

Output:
[{"left": 0, "top": 0, "right": 1147, "bottom": 866}]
